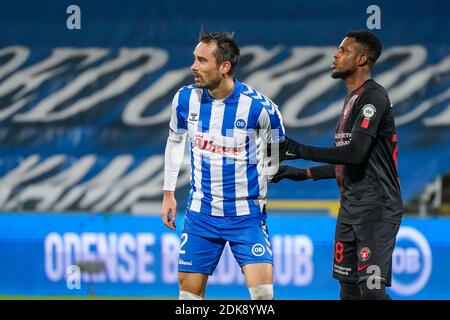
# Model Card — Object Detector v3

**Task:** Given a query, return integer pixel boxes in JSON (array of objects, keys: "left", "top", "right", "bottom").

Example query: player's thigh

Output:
[
  {"left": 242, "top": 262, "right": 273, "bottom": 287},
  {"left": 178, "top": 232, "right": 225, "bottom": 278},
  {"left": 332, "top": 221, "right": 359, "bottom": 283},
  {"left": 178, "top": 272, "right": 209, "bottom": 297},
  {"left": 353, "top": 222, "right": 400, "bottom": 286},
  {"left": 227, "top": 217, "right": 273, "bottom": 284}
]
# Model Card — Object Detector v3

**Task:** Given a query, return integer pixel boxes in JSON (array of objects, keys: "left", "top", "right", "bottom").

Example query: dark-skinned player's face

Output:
[{"left": 331, "top": 37, "right": 367, "bottom": 79}]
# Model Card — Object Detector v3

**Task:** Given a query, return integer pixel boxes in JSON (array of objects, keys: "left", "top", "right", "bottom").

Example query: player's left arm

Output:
[
  {"left": 281, "top": 89, "right": 387, "bottom": 165},
  {"left": 259, "top": 103, "right": 286, "bottom": 182}
]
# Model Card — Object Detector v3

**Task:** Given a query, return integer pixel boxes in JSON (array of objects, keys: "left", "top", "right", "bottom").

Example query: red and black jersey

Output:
[
  {"left": 334, "top": 79, "right": 402, "bottom": 224},
  {"left": 282, "top": 79, "right": 403, "bottom": 224}
]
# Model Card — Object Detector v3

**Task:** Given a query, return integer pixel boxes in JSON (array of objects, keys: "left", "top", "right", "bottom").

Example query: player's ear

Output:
[
  {"left": 220, "top": 61, "right": 232, "bottom": 75},
  {"left": 358, "top": 54, "right": 369, "bottom": 67}
]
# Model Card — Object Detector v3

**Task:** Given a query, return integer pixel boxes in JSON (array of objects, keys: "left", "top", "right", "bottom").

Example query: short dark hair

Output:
[
  {"left": 199, "top": 30, "right": 240, "bottom": 75},
  {"left": 346, "top": 30, "right": 382, "bottom": 69}
]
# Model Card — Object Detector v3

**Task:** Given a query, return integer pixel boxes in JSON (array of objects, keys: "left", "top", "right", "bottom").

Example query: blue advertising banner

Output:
[{"left": 0, "top": 213, "right": 447, "bottom": 299}]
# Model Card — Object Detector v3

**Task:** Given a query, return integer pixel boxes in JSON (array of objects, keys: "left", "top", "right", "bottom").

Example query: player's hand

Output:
[
  {"left": 161, "top": 191, "right": 177, "bottom": 230},
  {"left": 272, "top": 165, "right": 309, "bottom": 183}
]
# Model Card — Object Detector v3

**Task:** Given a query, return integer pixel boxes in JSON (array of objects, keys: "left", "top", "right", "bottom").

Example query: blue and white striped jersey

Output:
[{"left": 169, "top": 80, "right": 285, "bottom": 217}]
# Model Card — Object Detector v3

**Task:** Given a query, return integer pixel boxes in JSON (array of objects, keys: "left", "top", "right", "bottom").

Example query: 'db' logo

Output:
[
  {"left": 391, "top": 227, "right": 432, "bottom": 296},
  {"left": 235, "top": 119, "right": 246, "bottom": 129},
  {"left": 252, "top": 243, "right": 265, "bottom": 256}
]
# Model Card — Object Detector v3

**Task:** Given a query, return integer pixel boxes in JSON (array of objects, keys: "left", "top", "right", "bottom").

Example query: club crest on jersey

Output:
[
  {"left": 359, "top": 247, "right": 371, "bottom": 261},
  {"left": 252, "top": 243, "right": 266, "bottom": 256},
  {"left": 235, "top": 118, "right": 246, "bottom": 129},
  {"left": 362, "top": 104, "right": 376, "bottom": 118}
]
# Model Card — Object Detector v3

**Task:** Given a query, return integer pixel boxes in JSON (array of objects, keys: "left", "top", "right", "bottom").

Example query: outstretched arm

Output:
[
  {"left": 281, "top": 131, "right": 373, "bottom": 165},
  {"left": 310, "top": 164, "right": 336, "bottom": 180},
  {"left": 280, "top": 88, "right": 389, "bottom": 165},
  {"left": 272, "top": 164, "right": 335, "bottom": 183}
]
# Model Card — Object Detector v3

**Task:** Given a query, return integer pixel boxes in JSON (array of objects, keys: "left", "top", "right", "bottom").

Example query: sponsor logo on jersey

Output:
[
  {"left": 189, "top": 112, "right": 198, "bottom": 121},
  {"left": 361, "top": 104, "right": 376, "bottom": 128},
  {"left": 193, "top": 134, "right": 244, "bottom": 155},
  {"left": 357, "top": 264, "right": 369, "bottom": 272},
  {"left": 178, "top": 259, "right": 193, "bottom": 266},
  {"left": 362, "top": 104, "right": 376, "bottom": 118}
]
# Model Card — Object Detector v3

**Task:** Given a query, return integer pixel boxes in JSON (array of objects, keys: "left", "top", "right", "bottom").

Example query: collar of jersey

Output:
[{"left": 201, "top": 79, "right": 242, "bottom": 104}]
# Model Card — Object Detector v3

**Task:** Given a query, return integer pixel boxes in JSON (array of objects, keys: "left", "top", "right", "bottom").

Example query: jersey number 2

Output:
[{"left": 179, "top": 233, "right": 188, "bottom": 254}]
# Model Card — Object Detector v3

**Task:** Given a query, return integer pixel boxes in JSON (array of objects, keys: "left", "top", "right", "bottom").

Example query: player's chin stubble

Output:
[
  {"left": 201, "top": 78, "right": 221, "bottom": 90},
  {"left": 331, "top": 69, "right": 353, "bottom": 79}
]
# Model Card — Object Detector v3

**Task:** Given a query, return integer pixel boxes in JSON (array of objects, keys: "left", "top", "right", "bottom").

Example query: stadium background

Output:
[{"left": 0, "top": 0, "right": 449, "bottom": 299}]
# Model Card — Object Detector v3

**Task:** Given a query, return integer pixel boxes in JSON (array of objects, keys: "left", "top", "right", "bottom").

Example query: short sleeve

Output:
[{"left": 351, "top": 89, "right": 388, "bottom": 138}]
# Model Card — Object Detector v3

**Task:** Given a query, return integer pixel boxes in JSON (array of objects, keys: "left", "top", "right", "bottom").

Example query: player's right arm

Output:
[{"left": 161, "top": 90, "right": 188, "bottom": 230}]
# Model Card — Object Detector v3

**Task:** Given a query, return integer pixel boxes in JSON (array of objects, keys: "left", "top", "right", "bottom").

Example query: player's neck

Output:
[
  {"left": 208, "top": 77, "right": 235, "bottom": 100},
  {"left": 344, "top": 72, "right": 371, "bottom": 93}
]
